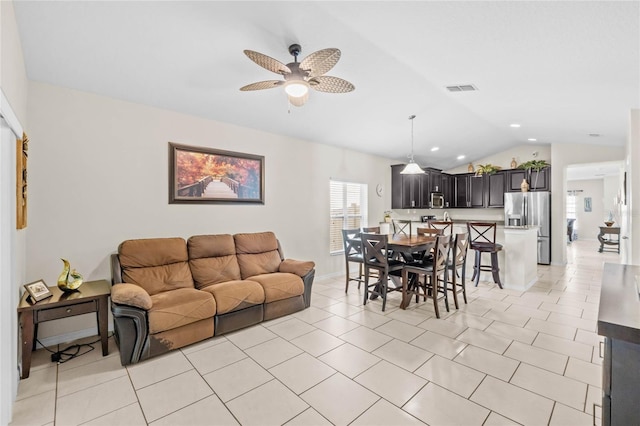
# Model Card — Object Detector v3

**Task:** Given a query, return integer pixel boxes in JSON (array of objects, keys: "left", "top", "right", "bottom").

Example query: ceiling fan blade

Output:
[
  {"left": 288, "top": 93, "right": 309, "bottom": 107},
  {"left": 309, "top": 76, "right": 355, "bottom": 93},
  {"left": 300, "top": 48, "right": 341, "bottom": 78},
  {"left": 240, "top": 80, "right": 284, "bottom": 91},
  {"left": 244, "top": 50, "right": 291, "bottom": 75}
]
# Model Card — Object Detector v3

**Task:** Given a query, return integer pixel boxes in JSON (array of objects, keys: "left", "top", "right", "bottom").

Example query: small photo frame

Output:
[{"left": 24, "top": 279, "right": 53, "bottom": 303}]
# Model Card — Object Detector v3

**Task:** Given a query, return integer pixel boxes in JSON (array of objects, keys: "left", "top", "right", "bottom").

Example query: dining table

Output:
[{"left": 361, "top": 233, "right": 437, "bottom": 309}]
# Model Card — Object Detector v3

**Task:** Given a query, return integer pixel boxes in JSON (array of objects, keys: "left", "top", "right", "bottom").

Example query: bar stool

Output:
[{"left": 466, "top": 222, "right": 503, "bottom": 289}]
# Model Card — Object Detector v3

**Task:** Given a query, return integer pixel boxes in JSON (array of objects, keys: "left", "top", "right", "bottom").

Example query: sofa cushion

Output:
[
  {"left": 119, "top": 238, "right": 193, "bottom": 296},
  {"left": 247, "top": 272, "right": 304, "bottom": 303},
  {"left": 234, "top": 232, "right": 282, "bottom": 279},
  {"left": 188, "top": 234, "right": 242, "bottom": 288},
  {"left": 200, "top": 280, "right": 265, "bottom": 315},
  {"left": 148, "top": 288, "right": 216, "bottom": 334}
]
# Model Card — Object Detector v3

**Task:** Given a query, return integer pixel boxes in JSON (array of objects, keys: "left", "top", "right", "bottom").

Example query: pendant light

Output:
[{"left": 400, "top": 115, "right": 425, "bottom": 174}]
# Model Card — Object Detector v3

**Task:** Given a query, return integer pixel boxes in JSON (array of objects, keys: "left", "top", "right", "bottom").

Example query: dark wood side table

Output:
[
  {"left": 598, "top": 226, "right": 620, "bottom": 253},
  {"left": 17, "top": 279, "right": 111, "bottom": 379}
]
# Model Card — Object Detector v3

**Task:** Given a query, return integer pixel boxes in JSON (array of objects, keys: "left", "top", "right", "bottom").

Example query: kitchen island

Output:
[{"left": 384, "top": 218, "right": 539, "bottom": 290}]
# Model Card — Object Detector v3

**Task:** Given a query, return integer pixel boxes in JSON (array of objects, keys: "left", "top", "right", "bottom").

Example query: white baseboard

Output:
[{"left": 34, "top": 326, "right": 113, "bottom": 349}]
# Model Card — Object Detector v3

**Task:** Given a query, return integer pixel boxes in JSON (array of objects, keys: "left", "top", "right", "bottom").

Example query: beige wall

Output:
[
  {"left": 0, "top": 0, "right": 28, "bottom": 422},
  {"left": 567, "top": 179, "right": 604, "bottom": 241},
  {"left": 628, "top": 109, "right": 639, "bottom": 264},
  {"left": 26, "top": 81, "right": 395, "bottom": 340},
  {"left": 550, "top": 143, "right": 625, "bottom": 264}
]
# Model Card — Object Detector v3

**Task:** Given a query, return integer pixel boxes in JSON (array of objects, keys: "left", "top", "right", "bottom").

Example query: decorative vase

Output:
[
  {"left": 520, "top": 179, "right": 529, "bottom": 192},
  {"left": 510, "top": 157, "right": 517, "bottom": 169},
  {"left": 57, "top": 258, "right": 83, "bottom": 292},
  {"left": 604, "top": 221, "right": 615, "bottom": 227},
  {"left": 467, "top": 163, "right": 474, "bottom": 173}
]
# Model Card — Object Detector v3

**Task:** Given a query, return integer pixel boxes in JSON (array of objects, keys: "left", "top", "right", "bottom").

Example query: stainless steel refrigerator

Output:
[{"left": 504, "top": 191, "right": 551, "bottom": 264}]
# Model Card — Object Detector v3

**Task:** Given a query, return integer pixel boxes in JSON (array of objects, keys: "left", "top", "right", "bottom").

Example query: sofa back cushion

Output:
[
  {"left": 234, "top": 232, "right": 282, "bottom": 279},
  {"left": 118, "top": 237, "right": 193, "bottom": 296},
  {"left": 188, "top": 234, "right": 242, "bottom": 289}
]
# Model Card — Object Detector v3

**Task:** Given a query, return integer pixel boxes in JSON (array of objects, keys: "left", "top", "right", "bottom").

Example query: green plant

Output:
[
  {"left": 518, "top": 159, "right": 549, "bottom": 172},
  {"left": 518, "top": 159, "right": 550, "bottom": 189},
  {"left": 475, "top": 163, "right": 502, "bottom": 176}
]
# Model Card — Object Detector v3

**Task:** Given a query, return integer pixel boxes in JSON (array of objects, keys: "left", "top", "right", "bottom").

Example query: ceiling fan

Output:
[{"left": 240, "top": 44, "right": 355, "bottom": 107}]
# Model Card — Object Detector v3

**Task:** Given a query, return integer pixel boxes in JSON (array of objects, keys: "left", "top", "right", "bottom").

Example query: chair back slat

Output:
[
  {"left": 433, "top": 235, "right": 451, "bottom": 273},
  {"left": 361, "top": 233, "right": 389, "bottom": 268},
  {"left": 392, "top": 220, "right": 412, "bottom": 237},
  {"left": 452, "top": 232, "right": 470, "bottom": 267},
  {"left": 362, "top": 226, "right": 381, "bottom": 233},
  {"left": 341, "top": 229, "right": 362, "bottom": 257},
  {"left": 429, "top": 221, "right": 454, "bottom": 235},
  {"left": 466, "top": 222, "right": 497, "bottom": 244}
]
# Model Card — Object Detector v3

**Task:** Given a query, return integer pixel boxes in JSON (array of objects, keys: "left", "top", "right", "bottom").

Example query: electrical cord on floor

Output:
[{"left": 36, "top": 333, "right": 112, "bottom": 364}]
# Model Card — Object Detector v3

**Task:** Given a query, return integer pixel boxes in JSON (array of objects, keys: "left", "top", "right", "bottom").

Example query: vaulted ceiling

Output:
[{"left": 13, "top": 1, "right": 640, "bottom": 170}]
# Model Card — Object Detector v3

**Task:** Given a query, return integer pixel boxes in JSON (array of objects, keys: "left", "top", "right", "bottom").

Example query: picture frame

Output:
[
  {"left": 584, "top": 197, "right": 592, "bottom": 212},
  {"left": 24, "top": 280, "right": 53, "bottom": 303},
  {"left": 169, "top": 143, "right": 264, "bottom": 204}
]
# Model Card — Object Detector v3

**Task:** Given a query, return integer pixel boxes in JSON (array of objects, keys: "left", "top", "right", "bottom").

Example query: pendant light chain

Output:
[{"left": 409, "top": 114, "right": 416, "bottom": 161}]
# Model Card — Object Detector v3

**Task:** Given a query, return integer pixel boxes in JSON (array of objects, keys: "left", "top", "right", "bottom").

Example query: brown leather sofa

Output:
[{"left": 110, "top": 232, "right": 315, "bottom": 365}]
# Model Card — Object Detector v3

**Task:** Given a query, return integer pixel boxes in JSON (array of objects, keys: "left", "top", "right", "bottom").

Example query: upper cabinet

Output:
[
  {"left": 392, "top": 165, "right": 549, "bottom": 209},
  {"left": 506, "top": 167, "right": 551, "bottom": 192}
]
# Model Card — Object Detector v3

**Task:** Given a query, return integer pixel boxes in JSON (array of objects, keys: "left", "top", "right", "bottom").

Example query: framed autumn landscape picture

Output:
[{"left": 169, "top": 143, "right": 264, "bottom": 204}]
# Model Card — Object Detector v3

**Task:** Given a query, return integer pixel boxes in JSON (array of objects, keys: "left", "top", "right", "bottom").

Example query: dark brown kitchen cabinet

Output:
[
  {"left": 485, "top": 172, "right": 506, "bottom": 208},
  {"left": 442, "top": 174, "right": 453, "bottom": 208},
  {"left": 391, "top": 164, "right": 423, "bottom": 209},
  {"left": 529, "top": 167, "right": 550, "bottom": 191},
  {"left": 429, "top": 170, "right": 442, "bottom": 193},
  {"left": 454, "top": 174, "right": 471, "bottom": 208},
  {"left": 469, "top": 175, "right": 485, "bottom": 208},
  {"left": 506, "top": 167, "right": 551, "bottom": 192}
]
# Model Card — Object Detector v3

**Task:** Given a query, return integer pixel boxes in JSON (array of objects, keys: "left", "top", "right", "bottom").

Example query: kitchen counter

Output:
[{"left": 502, "top": 226, "right": 538, "bottom": 290}]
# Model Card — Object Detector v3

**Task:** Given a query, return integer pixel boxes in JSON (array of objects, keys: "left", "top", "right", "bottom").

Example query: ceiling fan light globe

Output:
[
  {"left": 284, "top": 81, "right": 309, "bottom": 98},
  {"left": 400, "top": 161, "right": 425, "bottom": 175}
]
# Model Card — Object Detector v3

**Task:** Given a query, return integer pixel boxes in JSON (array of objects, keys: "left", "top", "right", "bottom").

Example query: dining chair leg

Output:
[
  {"left": 345, "top": 261, "right": 351, "bottom": 293},
  {"left": 358, "top": 264, "right": 363, "bottom": 289},
  {"left": 473, "top": 251, "right": 482, "bottom": 287},
  {"left": 363, "top": 266, "right": 370, "bottom": 306},
  {"left": 461, "top": 267, "right": 468, "bottom": 304},
  {"left": 449, "top": 270, "right": 460, "bottom": 309},
  {"left": 429, "top": 276, "right": 440, "bottom": 319},
  {"left": 381, "top": 273, "right": 388, "bottom": 312}
]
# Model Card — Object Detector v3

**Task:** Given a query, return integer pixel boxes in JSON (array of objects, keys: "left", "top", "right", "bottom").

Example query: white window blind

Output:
[{"left": 330, "top": 180, "right": 368, "bottom": 254}]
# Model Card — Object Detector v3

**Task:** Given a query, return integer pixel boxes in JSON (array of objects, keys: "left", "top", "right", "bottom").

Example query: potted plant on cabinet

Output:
[
  {"left": 518, "top": 159, "right": 550, "bottom": 190},
  {"left": 474, "top": 163, "right": 501, "bottom": 177}
]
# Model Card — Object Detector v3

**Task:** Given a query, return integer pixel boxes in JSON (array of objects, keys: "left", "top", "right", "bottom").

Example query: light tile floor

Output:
[{"left": 11, "top": 239, "right": 615, "bottom": 425}]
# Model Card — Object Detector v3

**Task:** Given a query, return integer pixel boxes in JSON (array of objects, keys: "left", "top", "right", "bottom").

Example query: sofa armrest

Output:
[
  {"left": 279, "top": 259, "right": 315, "bottom": 277},
  {"left": 300, "top": 269, "right": 315, "bottom": 308},
  {"left": 111, "top": 301, "right": 150, "bottom": 366},
  {"left": 112, "top": 283, "right": 153, "bottom": 310}
]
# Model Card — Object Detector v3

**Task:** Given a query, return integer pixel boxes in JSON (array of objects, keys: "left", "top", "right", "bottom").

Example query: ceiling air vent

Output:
[{"left": 446, "top": 84, "right": 478, "bottom": 92}]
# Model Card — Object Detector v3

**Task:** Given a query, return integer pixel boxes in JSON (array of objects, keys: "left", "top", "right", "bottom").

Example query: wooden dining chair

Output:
[
  {"left": 361, "top": 233, "right": 404, "bottom": 311},
  {"left": 341, "top": 229, "right": 364, "bottom": 293},
  {"left": 467, "top": 222, "right": 503, "bottom": 288},
  {"left": 414, "top": 227, "right": 442, "bottom": 261},
  {"left": 446, "top": 232, "right": 470, "bottom": 309},
  {"left": 392, "top": 219, "right": 412, "bottom": 237},
  {"left": 401, "top": 235, "right": 450, "bottom": 317},
  {"left": 362, "top": 226, "right": 381, "bottom": 233},
  {"left": 428, "top": 221, "right": 454, "bottom": 236}
]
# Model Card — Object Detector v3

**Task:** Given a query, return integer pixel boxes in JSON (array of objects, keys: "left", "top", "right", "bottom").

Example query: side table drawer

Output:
[{"left": 37, "top": 300, "right": 97, "bottom": 322}]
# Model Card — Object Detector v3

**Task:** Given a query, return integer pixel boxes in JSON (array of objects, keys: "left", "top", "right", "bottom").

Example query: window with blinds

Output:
[{"left": 330, "top": 180, "right": 368, "bottom": 254}]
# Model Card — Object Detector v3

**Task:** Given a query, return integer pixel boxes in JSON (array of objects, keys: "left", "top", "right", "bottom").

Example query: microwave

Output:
[{"left": 430, "top": 192, "right": 445, "bottom": 209}]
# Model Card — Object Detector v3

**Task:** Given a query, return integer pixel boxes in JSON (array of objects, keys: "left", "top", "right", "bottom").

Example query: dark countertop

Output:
[{"left": 597, "top": 263, "right": 640, "bottom": 344}]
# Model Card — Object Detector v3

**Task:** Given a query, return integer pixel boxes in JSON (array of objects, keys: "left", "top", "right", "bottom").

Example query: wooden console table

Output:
[
  {"left": 17, "top": 279, "right": 111, "bottom": 379},
  {"left": 598, "top": 226, "right": 620, "bottom": 253}
]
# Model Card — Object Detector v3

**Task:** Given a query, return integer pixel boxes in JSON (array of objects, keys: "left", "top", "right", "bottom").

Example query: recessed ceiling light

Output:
[
  {"left": 431, "top": 147, "right": 439, "bottom": 152},
  {"left": 457, "top": 155, "right": 465, "bottom": 160},
  {"left": 589, "top": 133, "right": 601, "bottom": 137},
  {"left": 510, "top": 124, "right": 521, "bottom": 128},
  {"left": 528, "top": 138, "right": 537, "bottom": 142}
]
